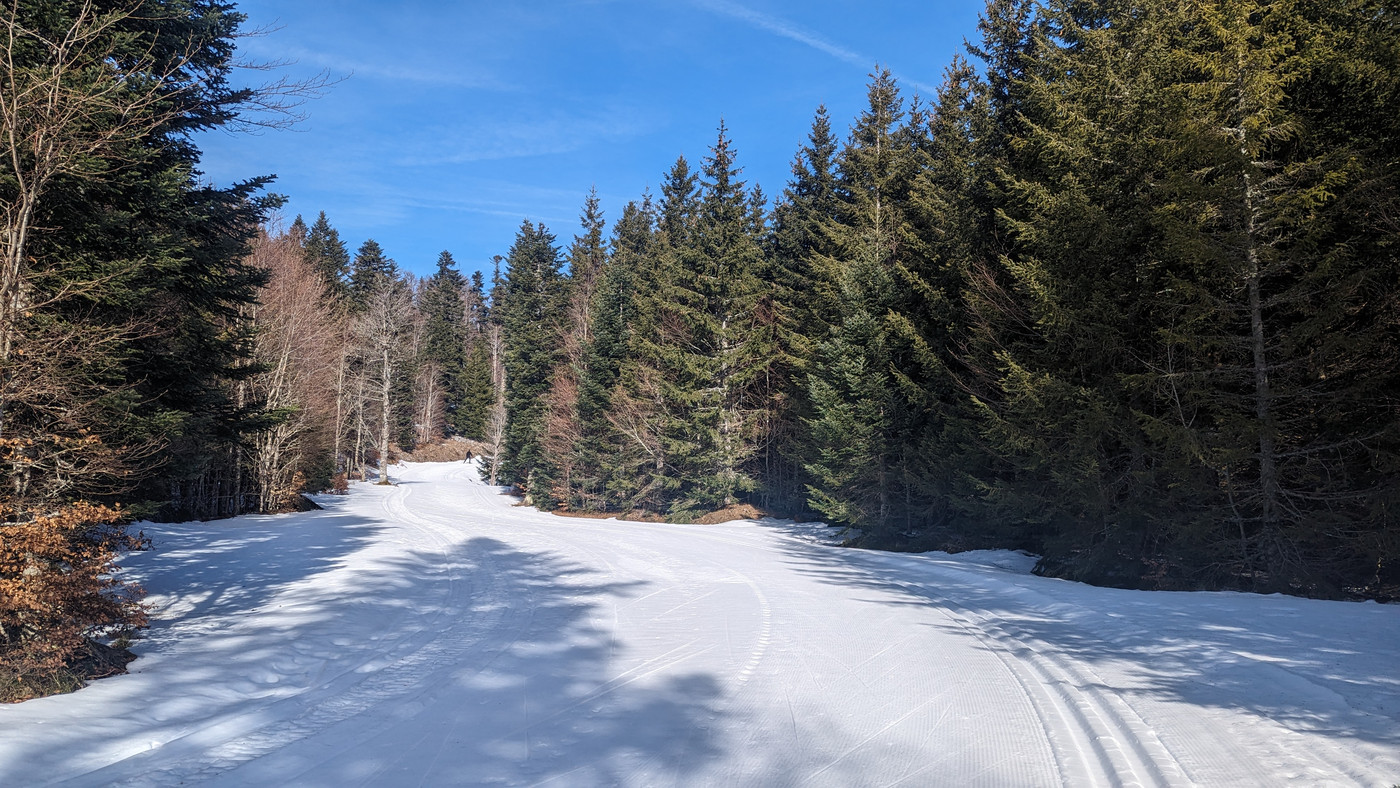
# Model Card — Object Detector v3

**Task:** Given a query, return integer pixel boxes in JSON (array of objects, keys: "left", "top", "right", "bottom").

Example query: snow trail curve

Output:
[{"left": 0, "top": 461, "right": 1395, "bottom": 787}]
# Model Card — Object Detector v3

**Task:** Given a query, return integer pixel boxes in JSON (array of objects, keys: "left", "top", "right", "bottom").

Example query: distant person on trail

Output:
[{"left": 464, "top": 450, "right": 473, "bottom": 463}]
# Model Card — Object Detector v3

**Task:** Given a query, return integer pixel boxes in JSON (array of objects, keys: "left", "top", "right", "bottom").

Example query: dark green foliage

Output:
[
  {"left": 569, "top": 222, "right": 640, "bottom": 510},
  {"left": 658, "top": 156, "right": 700, "bottom": 245},
  {"left": 568, "top": 188, "right": 608, "bottom": 314},
  {"left": 481, "top": 0, "right": 1398, "bottom": 597},
  {"left": 303, "top": 211, "right": 350, "bottom": 299},
  {"left": 455, "top": 271, "right": 495, "bottom": 439},
  {"left": 497, "top": 222, "right": 565, "bottom": 500},
  {"left": 957, "top": 0, "right": 1400, "bottom": 592},
  {"left": 288, "top": 215, "right": 309, "bottom": 246},
  {"left": 666, "top": 122, "right": 767, "bottom": 514},
  {"left": 421, "top": 252, "right": 467, "bottom": 369},
  {"left": 348, "top": 239, "right": 397, "bottom": 309},
  {"left": 762, "top": 107, "right": 843, "bottom": 515},
  {"left": 616, "top": 159, "right": 703, "bottom": 513},
  {"left": 549, "top": 190, "right": 617, "bottom": 508},
  {"left": 588, "top": 197, "right": 659, "bottom": 510},
  {"left": 420, "top": 251, "right": 468, "bottom": 438},
  {"left": 804, "top": 232, "right": 905, "bottom": 532},
  {"left": 803, "top": 69, "right": 931, "bottom": 537},
  {"left": 4, "top": 0, "right": 283, "bottom": 521}
]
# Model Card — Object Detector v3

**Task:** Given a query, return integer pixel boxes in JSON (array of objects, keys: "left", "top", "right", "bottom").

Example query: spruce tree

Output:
[
  {"left": 805, "top": 231, "right": 903, "bottom": 530},
  {"left": 540, "top": 192, "right": 610, "bottom": 503},
  {"left": 684, "top": 121, "right": 767, "bottom": 512},
  {"left": 567, "top": 188, "right": 608, "bottom": 347},
  {"left": 288, "top": 215, "right": 309, "bottom": 247},
  {"left": 764, "top": 107, "right": 843, "bottom": 514},
  {"left": 956, "top": 0, "right": 1400, "bottom": 591},
  {"left": 620, "top": 159, "right": 701, "bottom": 513},
  {"left": 570, "top": 206, "right": 644, "bottom": 510},
  {"left": 886, "top": 56, "right": 995, "bottom": 543},
  {"left": 958, "top": 0, "right": 1183, "bottom": 581},
  {"left": 303, "top": 212, "right": 350, "bottom": 299},
  {"left": 456, "top": 271, "right": 495, "bottom": 439},
  {"left": 348, "top": 239, "right": 397, "bottom": 308},
  {"left": 420, "top": 251, "right": 468, "bottom": 438},
  {"left": 1141, "top": 0, "right": 1400, "bottom": 588},
  {"left": 593, "top": 196, "right": 661, "bottom": 511},
  {"left": 638, "top": 126, "right": 769, "bottom": 517},
  {"left": 804, "top": 70, "right": 926, "bottom": 537},
  {"left": 0, "top": 0, "right": 289, "bottom": 684},
  {"left": 498, "top": 222, "right": 565, "bottom": 502}
]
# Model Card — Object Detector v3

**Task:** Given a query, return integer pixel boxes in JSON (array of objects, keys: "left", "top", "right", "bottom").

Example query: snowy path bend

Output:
[{"left": 2, "top": 462, "right": 1397, "bottom": 786}]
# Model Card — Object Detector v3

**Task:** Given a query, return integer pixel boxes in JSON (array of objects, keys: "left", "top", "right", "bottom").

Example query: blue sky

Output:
[{"left": 197, "top": 1, "right": 985, "bottom": 278}]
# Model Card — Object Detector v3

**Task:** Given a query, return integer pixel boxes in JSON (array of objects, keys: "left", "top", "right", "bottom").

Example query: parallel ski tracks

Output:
[
  {"left": 926, "top": 586, "right": 1190, "bottom": 788},
  {"left": 885, "top": 573, "right": 1385, "bottom": 788}
]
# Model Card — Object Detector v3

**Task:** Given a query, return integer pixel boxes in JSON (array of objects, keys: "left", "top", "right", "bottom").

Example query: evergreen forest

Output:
[
  {"left": 491, "top": 0, "right": 1400, "bottom": 600},
  {"left": 2, "top": 0, "right": 1397, "bottom": 699}
]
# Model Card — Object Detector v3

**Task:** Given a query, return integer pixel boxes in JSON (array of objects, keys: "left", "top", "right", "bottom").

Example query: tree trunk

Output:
[
  {"left": 1238, "top": 70, "right": 1278, "bottom": 532},
  {"left": 378, "top": 342, "right": 393, "bottom": 484},
  {"left": 334, "top": 346, "right": 348, "bottom": 473}
]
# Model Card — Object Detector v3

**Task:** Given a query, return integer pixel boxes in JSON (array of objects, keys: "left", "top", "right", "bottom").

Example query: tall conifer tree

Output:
[
  {"left": 420, "top": 251, "right": 468, "bottom": 440},
  {"left": 303, "top": 212, "right": 350, "bottom": 300},
  {"left": 805, "top": 70, "right": 925, "bottom": 536},
  {"left": 498, "top": 222, "right": 565, "bottom": 501},
  {"left": 456, "top": 271, "right": 495, "bottom": 439},
  {"left": 348, "top": 240, "right": 397, "bottom": 309}
]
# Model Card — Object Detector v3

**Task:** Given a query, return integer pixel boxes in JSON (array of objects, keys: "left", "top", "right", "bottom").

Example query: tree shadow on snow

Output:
[
  {"left": 122, "top": 495, "right": 392, "bottom": 641},
  {"left": 772, "top": 539, "right": 1400, "bottom": 751},
  {"left": 277, "top": 536, "right": 729, "bottom": 786},
  {"left": 64, "top": 530, "right": 730, "bottom": 786}
]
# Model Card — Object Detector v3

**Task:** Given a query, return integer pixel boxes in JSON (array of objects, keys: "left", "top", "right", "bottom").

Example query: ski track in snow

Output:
[{"left": 1, "top": 462, "right": 1397, "bottom": 787}]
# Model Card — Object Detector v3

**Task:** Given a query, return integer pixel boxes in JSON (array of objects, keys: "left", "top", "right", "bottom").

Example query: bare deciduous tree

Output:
[
  {"left": 416, "top": 361, "right": 444, "bottom": 447},
  {"left": 355, "top": 276, "right": 412, "bottom": 484},
  {"left": 243, "top": 229, "right": 339, "bottom": 512},
  {"left": 481, "top": 400, "right": 507, "bottom": 486}
]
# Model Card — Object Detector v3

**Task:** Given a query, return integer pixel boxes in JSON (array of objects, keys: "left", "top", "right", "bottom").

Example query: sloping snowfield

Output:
[{"left": 2, "top": 462, "right": 1397, "bottom": 786}]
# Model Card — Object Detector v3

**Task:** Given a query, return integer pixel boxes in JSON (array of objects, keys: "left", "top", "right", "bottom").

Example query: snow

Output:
[{"left": 2, "top": 461, "right": 1397, "bottom": 786}]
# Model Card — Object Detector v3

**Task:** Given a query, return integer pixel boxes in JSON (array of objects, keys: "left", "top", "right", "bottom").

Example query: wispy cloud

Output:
[
  {"left": 691, "top": 0, "right": 866, "bottom": 66},
  {"left": 395, "top": 106, "right": 659, "bottom": 167},
  {"left": 280, "top": 170, "right": 580, "bottom": 235},
  {"left": 687, "top": 0, "right": 939, "bottom": 95},
  {"left": 237, "top": 38, "right": 509, "bottom": 91}
]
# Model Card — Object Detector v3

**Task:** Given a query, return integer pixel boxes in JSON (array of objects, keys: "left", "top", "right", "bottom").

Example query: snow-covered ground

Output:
[{"left": 2, "top": 462, "right": 1397, "bottom": 787}]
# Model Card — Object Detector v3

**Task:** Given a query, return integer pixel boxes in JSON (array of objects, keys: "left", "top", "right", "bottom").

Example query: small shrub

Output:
[{"left": 0, "top": 502, "right": 148, "bottom": 702}]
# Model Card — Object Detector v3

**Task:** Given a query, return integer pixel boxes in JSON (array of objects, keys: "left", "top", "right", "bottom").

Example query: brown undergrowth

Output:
[
  {"left": 1, "top": 502, "right": 147, "bottom": 703},
  {"left": 399, "top": 437, "right": 489, "bottom": 464}
]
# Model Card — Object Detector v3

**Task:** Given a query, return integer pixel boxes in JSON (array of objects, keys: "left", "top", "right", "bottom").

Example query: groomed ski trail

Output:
[{"left": 1, "top": 461, "right": 1396, "bottom": 787}]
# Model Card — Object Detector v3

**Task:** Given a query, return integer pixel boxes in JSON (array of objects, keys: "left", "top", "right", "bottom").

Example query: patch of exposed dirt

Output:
[
  {"left": 552, "top": 508, "right": 617, "bottom": 519},
  {"left": 399, "top": 437, "right": 489, "bottom": 463},
  {"left": 692, "top": 504, "right": 767, "bottom": 524}
]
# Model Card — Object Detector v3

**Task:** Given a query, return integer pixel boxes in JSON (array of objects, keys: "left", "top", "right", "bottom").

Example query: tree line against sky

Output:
[
  {"left": 2, "top": 0, "right": 1397, "bottom": 699},
  {"left": 489, "top": 0, "right": 1399, "bottom": 600}
]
